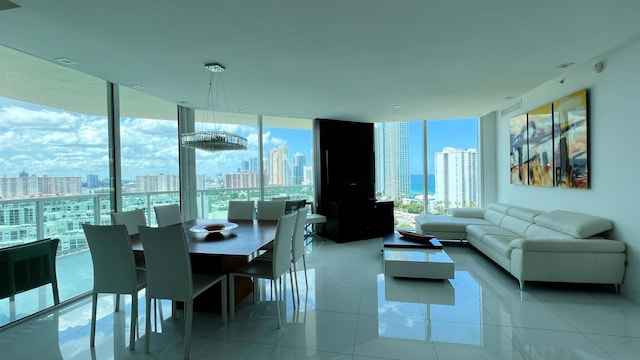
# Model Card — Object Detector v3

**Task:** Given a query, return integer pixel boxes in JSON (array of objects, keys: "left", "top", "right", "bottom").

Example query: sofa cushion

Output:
[
  {"left": 466, "top": 224, "right": 516, "bottom": 241},
  {"left": 482, "top": 235, "right": 518, "bottom": 258},
  {"left": 483, "top": 209, "right": 506, "bottom": 226},
  {"left": 524, "top": 224, "right": 575, "bottom": 240},
  {"left": 500, "top": 216, "right": 535, "bottom": 237},
  {"left": 415, "top": 215, "right": 489, "bottom": 234},
  {"left": 487, "top": 203, "right": 512, "bottom": 214},
  {"left": 451, "top": 208, "right": 485, "bottom": 218},
  {"left": 507, "top": 206, "right": 544, "bottom": 222},
  {"left": 509, "top": 238, "right": 626, "bottom": 252},
  {"left": 534, "top": 210, "right": 613, "bottom": 238}
]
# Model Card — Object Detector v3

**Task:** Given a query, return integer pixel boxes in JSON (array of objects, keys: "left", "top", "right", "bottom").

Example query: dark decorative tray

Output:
[{"left": 395, "top": 230, "right": 443, "bottom": 248}]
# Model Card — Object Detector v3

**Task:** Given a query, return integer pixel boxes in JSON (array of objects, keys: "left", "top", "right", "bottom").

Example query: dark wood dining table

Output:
[{"left": 130, "top": 219, "right": 278, "bottom": 312}]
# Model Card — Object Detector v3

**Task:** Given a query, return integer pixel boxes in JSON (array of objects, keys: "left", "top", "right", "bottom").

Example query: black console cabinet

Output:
[
  {"left": 313, "top": 118, "right": 394, "bottom": 242},
  {"left": 324, "top": 200, "right": 394, "bottom": 242}
]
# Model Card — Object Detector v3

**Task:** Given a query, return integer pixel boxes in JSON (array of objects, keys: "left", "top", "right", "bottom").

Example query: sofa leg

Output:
[
  {"left": 519, "top": 279, "right": 525, "bottom": 291},
  {"left": 614, "top": 284, "right": 620, "bottom": 295}
]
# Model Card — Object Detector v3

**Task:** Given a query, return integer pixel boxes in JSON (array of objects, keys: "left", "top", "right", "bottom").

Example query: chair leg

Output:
[
  {"left": 90, "top": 292, "right": 98, "bottom": 347},
  {"left": 145, "top": 296, "right": 152, "bottom": 354},
  {"left": 221, "top": 277, "right": 228, "bottom": 325},
  {"left": 229, "top": 274, "right": 235, "bottom": 322},
  {"left": 292, "top": 263, "right": 300, "bottom": 305},
  {"left": 172, "top": 300, "right": 177, "bottom": 320},
  {"left": 274, "top": 277, "right": 281, "bottom": 329},
  {"left": 288, "top": 268, "right": 296, "bottom": 308},
  {"left": 130, "top": 293, "right": 137, "bottom": 351},
  {"left": 115, "top": 294, "right": 120, "bottom": 312},
  {"left": 302, "top": 254, "right": 309, "bottom": 288},
  {"left": 184, "top": 301, "right": 193, "bottom": 360}
]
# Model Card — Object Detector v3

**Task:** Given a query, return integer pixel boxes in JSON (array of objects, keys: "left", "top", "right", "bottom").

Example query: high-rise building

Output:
[
  {"left": 0, "top": 174, "right": 82, "bottom": 198},
  {"left": 374, "top": 124, "right": 385, "bottom": 195},
  {"left": 292, "top": 152, "right": 305, "bottom": 185},
  {"left": 382, "top": 122, "right": 411, "bottom": 199},
  {"left": 86, "top": 174, "right": 99, "bottom": 188},
  {"left": 268, "top": 144, "right": 291, "bottom": 186},
  {"left": 434, "top": 147, "right": 478, "bottom": 208},
  {"left": 136, "top": 174, "right": 204, "bottom": 192}
]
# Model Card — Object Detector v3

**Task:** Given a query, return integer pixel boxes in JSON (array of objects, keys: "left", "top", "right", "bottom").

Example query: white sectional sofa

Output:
[{"left": 414, "top": 203, "right": 626, "bottom": 291}]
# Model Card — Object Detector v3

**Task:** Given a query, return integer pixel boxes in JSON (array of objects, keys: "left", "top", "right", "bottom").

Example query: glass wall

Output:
[
  {"left": 193, "top": 111, "right": 259, "bottom": 218},
  {"left": 375, "top": 121, "right": 424, "bottom": 229},
  {"left": 426, "top": 118, "right": 479, "bottom": 214},
  {"left": 262, "top": 116, "right": 314, "bottom": 204},
  {"left": 119, "top": 87, "right": 180, "bottom": 226},
  {"left": 0, "top": 45, "right": 110, "bottom": 325}
]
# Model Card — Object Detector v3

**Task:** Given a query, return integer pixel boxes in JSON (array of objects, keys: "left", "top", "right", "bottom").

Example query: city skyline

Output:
[{"left": 1, "top": 96, "right": 478, "bottom": 184}]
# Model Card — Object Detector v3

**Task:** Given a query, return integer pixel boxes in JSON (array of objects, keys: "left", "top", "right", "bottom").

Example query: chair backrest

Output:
[
  {"left": 154, "top": 204, "right": 182, "bottom": 227},
  {"left": 256, "top": 200, "right": 286, "bottom": 221},
  {"left": 291, "top": 208, "right": 308, "bottom": 261},
  {"left": 272, "top": 212, "right": 297, "bottom": 278},
  {"left": 227, "top": 200, "right": 255, "bottom": 220},
  {"left": 111, "top": 209, "right": 147, "bottom": 235},
  {"left": 284, "top": 199, "right": 307, "bottom": 214},
  {"left": 138, "top": 226, "right": 192, "bottom": 302},
  {"left": 82, "top": 224, "right": 138, "bottom": 294}
]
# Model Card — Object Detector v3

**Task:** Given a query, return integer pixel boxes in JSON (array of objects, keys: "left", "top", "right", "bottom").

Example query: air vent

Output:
[
  {"left": 0, "top": 0, "right": 20, "bottom": 11},
  {"left": 501, "top": 99, "right": 522, "bottom": 117}
]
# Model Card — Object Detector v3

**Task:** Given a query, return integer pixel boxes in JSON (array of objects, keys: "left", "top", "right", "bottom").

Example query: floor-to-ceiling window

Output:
[
  {"left": 193, "top": 111, "right": 259, "bottom": 218},
  {"left": 426, "top": 118, "right": 479, "bottom": 214},
  {"left": 262, "top": 116, "right": 314, "bottom": 204},
  {"left": 375, "top": 121, "right": 424, "bottom": 229},
  {"left": 0, "top": 45, "right": 110, "bottom": 325},
  {"left": 119, "top": 87, "right": 179, "bottom": 226}
]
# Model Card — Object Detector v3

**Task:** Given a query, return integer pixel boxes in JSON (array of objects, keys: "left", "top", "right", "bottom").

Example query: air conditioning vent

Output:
[{"left": 501, "top": 99, "right": 522, "bottom": 117}]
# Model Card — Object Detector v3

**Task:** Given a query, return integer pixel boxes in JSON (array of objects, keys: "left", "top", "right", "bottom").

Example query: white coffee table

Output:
[{"left": 384, "top": 247, "right": 454, "bottom": 279}]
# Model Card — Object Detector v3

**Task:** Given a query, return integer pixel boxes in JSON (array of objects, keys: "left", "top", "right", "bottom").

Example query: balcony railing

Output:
[{"left": 0, "top": 184, "right": 313, "bottom": 327}]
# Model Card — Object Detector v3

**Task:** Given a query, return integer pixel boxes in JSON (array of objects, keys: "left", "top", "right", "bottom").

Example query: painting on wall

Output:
[
  {"left": 527, "top": 104, "right": 554, "bottom": 187},
  {"left": 509, "top": 114, "right": 528, "bottom": 185},
  {"left": 553, "top": 89, "right": 588, "bottom": 188}
]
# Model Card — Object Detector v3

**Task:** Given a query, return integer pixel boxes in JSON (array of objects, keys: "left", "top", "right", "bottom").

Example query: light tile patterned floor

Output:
[{"left": 2, "top": 237, "right": 640, "bottom": 359}]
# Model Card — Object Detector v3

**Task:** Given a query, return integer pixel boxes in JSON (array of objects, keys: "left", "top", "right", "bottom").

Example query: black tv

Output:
[{"left": 325, "top": 150, "right": 375, "bottom": 186}]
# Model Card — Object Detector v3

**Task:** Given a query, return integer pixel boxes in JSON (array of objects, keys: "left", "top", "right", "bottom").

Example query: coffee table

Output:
[{"left": 382, "top": 232, "right": 454, "bottom": 279}]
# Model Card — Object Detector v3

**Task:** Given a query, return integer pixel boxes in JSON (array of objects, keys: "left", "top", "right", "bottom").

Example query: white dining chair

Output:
[
  {"left": 82, "top": 224, "right": 146, "bottom": 351},
  {"left": 138, "top": 225, "right": 227, "bottom": 360},
  {"left": 256, "top": 200, "right": 286, "bottom": 221},
  {"left": 229, "top": 212, "right": 297, "bottom": 328},
  {"left": 111, "top": 209, "right": 147, "bottom": 235},
  {"left": 227, "top": 200, "right": 255, "bottom": 220},
  {"left": 111, "top": 208, "right": 148, "bottom": 269},
  {"left": 154, "top": 204, "right": 182, "bottom": 227},
  {"left": 256, "top": 208, "right": 308, "bottom": 305}
]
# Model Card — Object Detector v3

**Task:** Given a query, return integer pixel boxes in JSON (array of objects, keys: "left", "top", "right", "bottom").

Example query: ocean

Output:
[{"left": 411, "top": 174, "right": 435, "bottom": 196}]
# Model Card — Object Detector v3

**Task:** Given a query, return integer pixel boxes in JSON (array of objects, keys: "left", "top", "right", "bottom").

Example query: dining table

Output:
[{"left": 130, "top": 218, "right": 278, "bottom": 313}]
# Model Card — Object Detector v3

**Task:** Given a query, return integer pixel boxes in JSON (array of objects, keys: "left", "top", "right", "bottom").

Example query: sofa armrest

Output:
[
  {"left": 509, "top": 238, "right": 626, "bottom": 253},
  {"left": 451, "top": 208, "right": 485, "bottom": 219}
]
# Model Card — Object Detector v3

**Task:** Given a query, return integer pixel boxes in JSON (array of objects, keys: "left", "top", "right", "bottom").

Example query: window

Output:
[
  {"left": 427, "top": 118, "right": 479, "bottom": 214},
  {"left": 262, "top": 116, "right": 314, "bottom": 204},
  {"left": 0, "top": 45, "right": 110, "bottom": 325},
  {"left": 119, "top": 87, "right": 179, "bottom": 225}
]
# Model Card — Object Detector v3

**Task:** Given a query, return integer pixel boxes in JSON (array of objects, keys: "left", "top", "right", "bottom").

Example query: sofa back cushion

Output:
[
  {"left": 500, "top": 216, "right": 534, "bottom": 237},
  {"left": 533, "top": 210, "right": 613, "bottom": 238},
  {"left": 524, "top": 224, "right": 575, "bottom": 239},
  {"left": 507, "top": 206, "right": 544, "bottom": 222},
  {"left": 484, "top": 209, "right": 506, "bottom": 226}
]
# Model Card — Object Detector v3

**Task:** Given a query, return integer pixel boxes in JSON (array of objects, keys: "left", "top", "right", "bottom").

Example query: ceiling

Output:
[{"left": 1, "top": 0, "right": 640, "bottom": 122}]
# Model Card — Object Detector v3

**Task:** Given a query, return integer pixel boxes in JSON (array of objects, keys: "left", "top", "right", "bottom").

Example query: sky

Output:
[{"left": 0, "top": 96, "right": 477, "bottom": 180}]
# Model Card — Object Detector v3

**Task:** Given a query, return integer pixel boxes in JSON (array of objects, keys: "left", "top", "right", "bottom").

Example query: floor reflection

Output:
[{"left": 378, "top": 271, "right": 482, "bottom": 345}]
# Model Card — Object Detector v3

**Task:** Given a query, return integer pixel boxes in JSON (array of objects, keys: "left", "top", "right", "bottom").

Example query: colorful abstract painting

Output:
[
  {"left": 553, "top": 89, "right": 588, "bottom": 188},
  {"left": 527, "top": 104, "right": 554, "bottom": 187},
  {"left": 509, "top": 114, "right": 528, "bottom": 185}
]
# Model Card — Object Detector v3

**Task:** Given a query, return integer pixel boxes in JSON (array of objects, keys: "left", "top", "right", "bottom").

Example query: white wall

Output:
[{"left": 495, "top": 35, "right": 640, "bottom": 303}]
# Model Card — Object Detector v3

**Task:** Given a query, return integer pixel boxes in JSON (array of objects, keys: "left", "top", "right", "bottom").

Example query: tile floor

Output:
[{"left": 2, "top": 237, "right": 640, "bottom": 359}]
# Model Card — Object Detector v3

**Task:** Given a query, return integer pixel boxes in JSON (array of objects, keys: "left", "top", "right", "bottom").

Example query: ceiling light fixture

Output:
[
  {"left": 54, "top": 57, "right": 78, "bottom": 65},
  {"left": 181, "top": 63, "right": 247, "bottom": 152}
]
